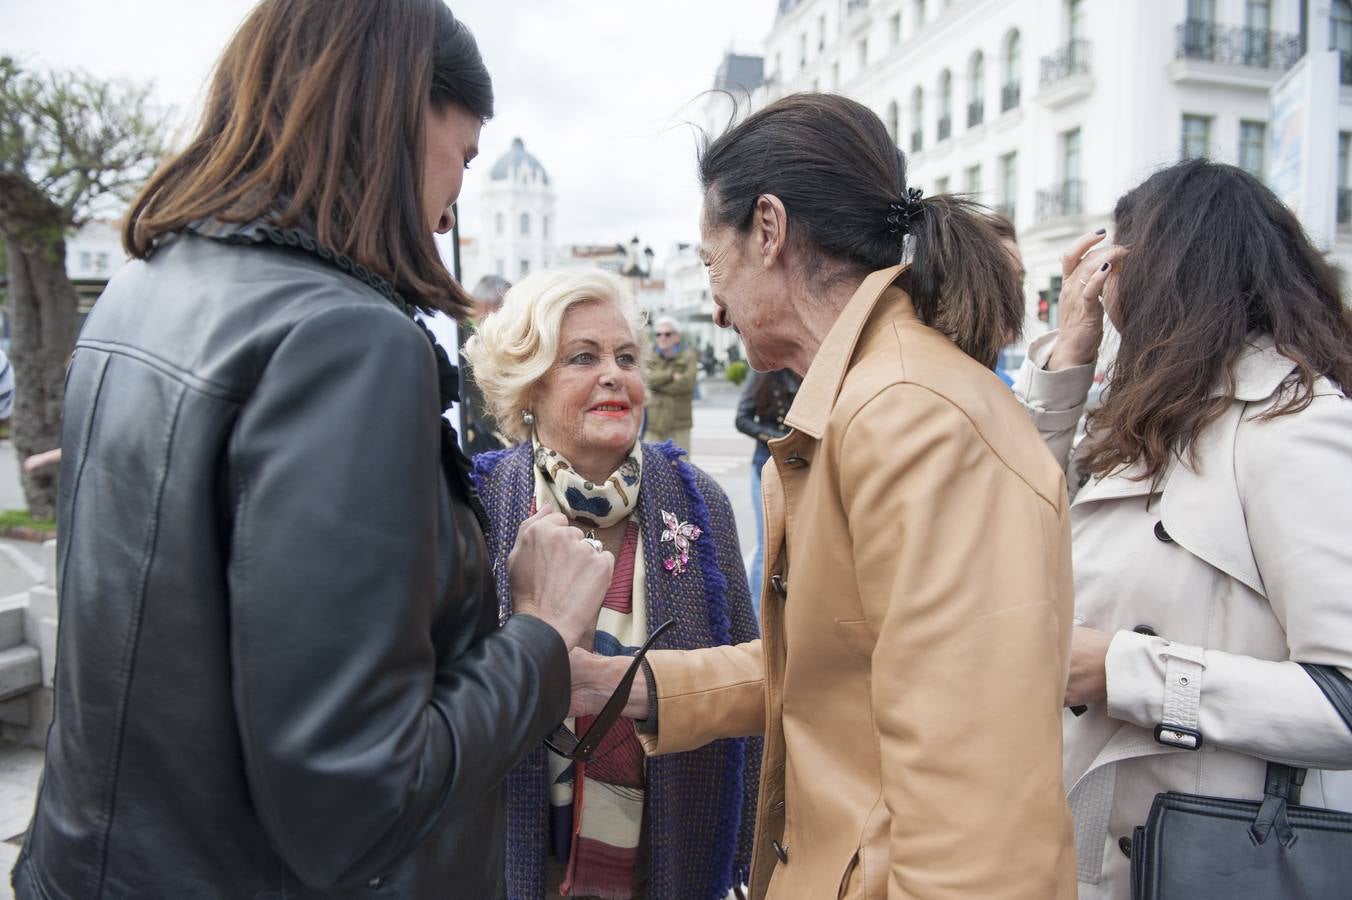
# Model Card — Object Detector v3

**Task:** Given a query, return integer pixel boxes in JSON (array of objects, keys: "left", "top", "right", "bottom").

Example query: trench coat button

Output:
[
  {"left": 1154, "top": 521, "right": 1173, "bottom": 543},
  {"left": 1134, "top": 625, "right": 1157, "bottom": 637},
  {"left": 1119, "top": 835, "right": 1132, "bottom": 859},
  {"left": 771, "top": 574, "right": 787, "bottom": 595},
  {"left": 784, "top": 453, "right": 807, "bottom": 469},
  {"left": 772, "top": 839, "right": 789, "bottom": 863}
]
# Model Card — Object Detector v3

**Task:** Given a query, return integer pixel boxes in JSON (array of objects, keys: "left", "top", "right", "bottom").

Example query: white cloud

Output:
[{"left": 1, "top": 0, "right": 774, "bottom": 264}]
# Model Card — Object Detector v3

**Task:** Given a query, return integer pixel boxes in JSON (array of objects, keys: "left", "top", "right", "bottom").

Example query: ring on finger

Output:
[
  {"left": 582, "top": 537, "right": 603, "bottom": 553},
  {"left": 1078, "top": 278, "right": 1090, "bottom": 287}
]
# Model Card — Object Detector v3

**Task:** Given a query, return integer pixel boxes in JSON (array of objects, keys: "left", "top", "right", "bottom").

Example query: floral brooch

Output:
[{"left": 660, "top": 510, "right": 702, "bottom": 576}]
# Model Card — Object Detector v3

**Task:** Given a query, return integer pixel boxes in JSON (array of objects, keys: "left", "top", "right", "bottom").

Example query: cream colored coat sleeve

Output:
[
  {"left": 1106, "top": 392, "right": 1352, "bottom": 769},
  {"left": 1013, "top": 331, "right": 1095, "bottom": 471},
  {"left": 636, "top": 641, "right": 766, "bottom": 756},
  {"left": 840, "top": 384, "right": 1075, "bottom": 900}
]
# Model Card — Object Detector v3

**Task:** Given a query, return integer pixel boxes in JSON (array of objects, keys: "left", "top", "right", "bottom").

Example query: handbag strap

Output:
[
  {"left": 1248, "top": 664, "right": 1352, "bottom": 846},
  {"left": 1301, "top": 662, "right": 1352, "bottom": 732}
]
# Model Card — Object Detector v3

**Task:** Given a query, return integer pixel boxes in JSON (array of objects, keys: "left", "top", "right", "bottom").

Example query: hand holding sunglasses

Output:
[{"left": 544, "top": 618, "right": 676, "bottom": 762}]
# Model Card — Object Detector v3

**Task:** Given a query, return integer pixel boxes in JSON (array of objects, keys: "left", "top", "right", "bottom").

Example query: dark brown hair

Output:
[
  {"left": 986, "top": 212, "right": 1017, "bottom": 244},
  {"left": 699, "top": 93, "right": 1022, "bottom": 367},
  {"left": 1082, "top": 158, "right": 1352, "bottom": 481},
  {"left": 123, "top": 0, "right": 491, "bottom": 317}
]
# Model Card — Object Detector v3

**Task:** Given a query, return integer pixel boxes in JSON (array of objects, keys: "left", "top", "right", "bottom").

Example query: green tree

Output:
[{"left": 0, "top": 58, "right": 163, "bottom": 518}]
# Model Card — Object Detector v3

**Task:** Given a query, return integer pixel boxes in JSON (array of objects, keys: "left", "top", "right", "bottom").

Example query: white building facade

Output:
[
  {"left": 742, "top": 0, "right": 1352, "bottom": 343},
  {"left": 462, "top": 137, "right": 557, "bottom": 289}
]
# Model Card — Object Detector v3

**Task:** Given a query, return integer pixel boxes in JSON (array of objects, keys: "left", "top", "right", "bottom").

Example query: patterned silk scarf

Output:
[{"left": 532, "top": 440, "right": 649, "bottom": 898}]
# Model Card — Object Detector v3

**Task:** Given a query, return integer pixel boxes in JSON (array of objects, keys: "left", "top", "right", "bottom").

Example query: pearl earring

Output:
[{"left": 522, "top": 409, "right": 535, "bottom": 426}]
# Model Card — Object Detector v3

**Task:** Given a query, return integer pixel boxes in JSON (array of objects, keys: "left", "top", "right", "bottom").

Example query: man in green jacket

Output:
[{"left": 643, "top": 317, "right": 699, "bottom": 451}]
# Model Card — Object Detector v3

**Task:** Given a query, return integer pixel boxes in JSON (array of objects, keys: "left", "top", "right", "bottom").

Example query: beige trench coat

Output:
[
  {"left": 639, "top": 268, "right": 1078, "bottom": 899},
  {"left": 1017, "top": 331, "right": 1352, "bottom": 900}
]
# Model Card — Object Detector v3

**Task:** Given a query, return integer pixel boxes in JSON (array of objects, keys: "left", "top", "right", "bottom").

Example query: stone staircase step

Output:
[
  {"left": 0, "top": 598, "right": 24, "bottom": 651},
  {"left": 0, "top": 646, "right": 40, "bottom": 703}
]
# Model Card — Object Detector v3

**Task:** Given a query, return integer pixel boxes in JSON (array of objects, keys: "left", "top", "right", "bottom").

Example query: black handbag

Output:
[{"left": 1130, "top": 664, "right": 1352, "bottom": 899}]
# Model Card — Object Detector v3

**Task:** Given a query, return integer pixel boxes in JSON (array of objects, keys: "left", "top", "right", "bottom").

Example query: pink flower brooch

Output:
[{"left": 660, "top": 510, "right": 702, "bottom": 576}]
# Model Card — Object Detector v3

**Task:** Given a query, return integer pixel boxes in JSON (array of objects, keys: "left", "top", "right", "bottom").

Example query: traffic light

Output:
[{"left": 1037, "top": 292, "right": 1050, "bottom": 323}]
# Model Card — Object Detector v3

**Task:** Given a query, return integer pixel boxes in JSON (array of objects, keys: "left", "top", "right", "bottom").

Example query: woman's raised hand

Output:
[
  {"left": 508, "top": 505, "right": 614, "bottom": 651},
  {"left": 1047, "top": 230, "right": 1127, "bottom": 372}
]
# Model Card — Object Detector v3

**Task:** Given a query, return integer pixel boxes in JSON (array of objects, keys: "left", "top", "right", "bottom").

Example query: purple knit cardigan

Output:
[{"left": 473, "top": 441, "right": 761, "bottom": 900}]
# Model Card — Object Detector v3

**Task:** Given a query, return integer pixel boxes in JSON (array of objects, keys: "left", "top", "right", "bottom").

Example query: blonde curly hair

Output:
[{"left": 462, "top": 267, "right": 646, "bottom": 443}]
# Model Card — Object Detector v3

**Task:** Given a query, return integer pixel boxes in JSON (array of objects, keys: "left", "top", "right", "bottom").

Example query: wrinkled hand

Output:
[
  {"left": 567, "top": 648, "right": 646, "bottom": 719},
  {"left": 1047, "top": 230, "right": 1129, "bottom": 371},
  {"left": 508, "top": 506, "right": 614, "bottom": 651},
  {"left": 1065, "top": 626, "right": 1113, "bottom": 708}
]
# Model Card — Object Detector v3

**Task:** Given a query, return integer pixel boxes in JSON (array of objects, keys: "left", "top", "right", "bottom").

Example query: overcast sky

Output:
[{"left": 0, "top": 0, "right": 775, "bottom": 264}]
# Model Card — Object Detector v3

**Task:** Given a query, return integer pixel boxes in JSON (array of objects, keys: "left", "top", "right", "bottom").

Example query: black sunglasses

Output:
[{"left": 544, "top": 618, "right": 676, "bottom": 762}]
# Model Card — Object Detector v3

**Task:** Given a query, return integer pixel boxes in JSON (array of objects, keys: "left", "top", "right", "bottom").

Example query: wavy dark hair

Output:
[
  {"left": 698, "top": 93, "right": 1022, "bottom": 368},
  {"left": 1082, "top": 158, "right": 1352, "bottom": 481},
  {"left": 124, "top": 0, "right": 491, "bottom": 317}
]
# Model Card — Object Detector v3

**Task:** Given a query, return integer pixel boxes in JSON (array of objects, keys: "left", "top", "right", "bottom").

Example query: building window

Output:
[
  {"left": 832, "top": 61, "right": 840, "bottom": 88},
  {"left": 1339, "top": 131, "right": 1351, "bottom": 225},
  {"left": 543, "top": 215, "right": 550, "bottom": 240},
  {"left": 800, "top": 33, "right": 808, "bottom": 69},
  {"left": 937, "top": 69, "right": 952, "bottom": 141},
  {"left": 858, "top": 39, "right": 868, "bottom": 69},
  {"left": 910, "top": 86, "right": 924, "bottom": 152},
  {"left": 1069, "top": 0, "right": 1088, "bottom": 41},
  {"left": 968, "top": 51, "right": 985, "bottom": 128},
  {"left": 1239, "top": 120, "right": 1266, "bottom": 178},
  {"left": 964, "top": 164, "right": 982, "bottom": 196},
  {"left": 818, "top": 14, "right": 826, "bottom": 50},
  {"left": 495, "top": 212, "right": 504, "bottom": 236},
  {"left": 890, "top": 13, "right": 902, "bottom": 47},
  {"left": 775, "top": 52, "right": 783, "bottom": 78},
  {"left": 94, "top": 252, "right": 109, "bottom": 274},
  {"left": 1181, "top": 114, "right": 1211, "bottom": 159},
  {"left": 1062, "top": 128, "right": 1082, "bottom": 182},
  {"left": 914, "top": 0, "right": 926, "bottom": 28},
  {"left": 519, "top": 213, "right": 530, "bottom": 236},
  {"left": 1003, "top": 30, "right": 1021, "bottom": 112},
  {"left": 887, "top": 100, "right": 900, "bottom": 146},
  {"left": 1000, "top": 151, "right": 1018, "bottom": 220},
  {"left": 1246, "top": 0, "right": 1270, "bottom": 31},
  {"left": 519, "top": 259, "right": 530, "bottom": 278},
  {"left": 1188, "top": 0, "right": 1216, "bottom": 23},
  {"left": 1335, "top": 1, "right": 1352, "bottom": 54}
]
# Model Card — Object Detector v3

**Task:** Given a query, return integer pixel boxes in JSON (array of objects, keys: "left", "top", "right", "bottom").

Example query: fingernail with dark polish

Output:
[
  {"left": 1071, "top": 705, "right": 1088, "bottom": 716},
  {"left": 1095, "top": 228, "right": 1106, "bottom": 235},
  {"left": 1100, "top": 262, "right": 1110, "bottom": 271}
]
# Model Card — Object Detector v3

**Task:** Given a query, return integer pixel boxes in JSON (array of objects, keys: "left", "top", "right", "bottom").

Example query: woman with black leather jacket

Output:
[
  {"left": 13, "top": 3, "right": 611, "bottom": 898},
  {"left": 734, "top": 368, "right": 801, "bottom": 608}
]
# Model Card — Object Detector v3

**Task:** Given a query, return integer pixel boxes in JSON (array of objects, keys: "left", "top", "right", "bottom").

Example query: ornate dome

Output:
[{"left": 490, "top": 137, "right": 550, "bottom": 185}]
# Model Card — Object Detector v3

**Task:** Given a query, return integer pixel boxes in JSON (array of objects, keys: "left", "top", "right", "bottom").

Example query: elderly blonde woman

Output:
[{"left": 463, "top": 268, "right": 759, "bottom": 900}]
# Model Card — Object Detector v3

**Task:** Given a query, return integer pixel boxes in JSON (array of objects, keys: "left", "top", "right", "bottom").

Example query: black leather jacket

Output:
[{"left": 13, "top": 225, "right": 569, "bottom": 899}]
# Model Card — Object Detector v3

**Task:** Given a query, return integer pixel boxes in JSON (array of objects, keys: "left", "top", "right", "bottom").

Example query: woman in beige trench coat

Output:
[
  {"left": 1017, "top": 159, "right": 1352, "bottom": 899},
  {"left": 569, "top": 93, "right": 1078, "bottom": 899}
]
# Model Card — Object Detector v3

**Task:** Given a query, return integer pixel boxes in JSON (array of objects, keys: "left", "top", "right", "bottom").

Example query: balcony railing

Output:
[
  {"left": 1001, "top": 82, "right": 1020, "bottom": 112},
  {"left": 1175, "top": 20, "right": 1300, "bottom": 70},
  {"left": 967, "top": 100, "right": 984, "bottom": 128},
  {"left": 1040, "top": 41, "right": 1090, "bottom": 87},
  {"left": 1036, "top": 179, "right": 1085, "bottom": 223},
  {"left": 937, "top": 115, "right": 952, "bottom": 141},
  {"left": 911, "top": 129, "right": 923, "bottom": 153},
  {"left": 1339, "top": 188, "right": 1352, "bottom": 226},
  {"left": 845, "top": 0, "right": 869, "bottom": 14}
]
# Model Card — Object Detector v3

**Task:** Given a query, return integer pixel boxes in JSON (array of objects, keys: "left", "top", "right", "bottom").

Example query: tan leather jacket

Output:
[{"left": 640, "top": 268, "right": 1078, "bottom": 899}]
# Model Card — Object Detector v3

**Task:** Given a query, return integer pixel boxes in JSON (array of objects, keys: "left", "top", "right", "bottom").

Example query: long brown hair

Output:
[
  {"left": 1082, "top": 158, "right": 1352, "bottom": 481},
  {"left": 698, "top": 93, "right": 1022, "bottom": 368},
  {"left": 123, "top": 0, "right": 491, "bottom": 317}
]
